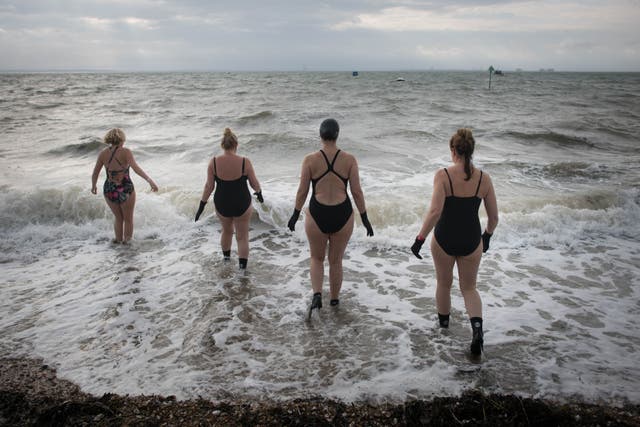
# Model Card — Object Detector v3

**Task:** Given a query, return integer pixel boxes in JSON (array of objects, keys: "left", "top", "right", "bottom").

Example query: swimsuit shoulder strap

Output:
[
  {"left": 475, "top": 170, "right": 483, "bottom": 197},
  {"left": 443, "top": 168, "right": 454, "bottom": 196},
  {"left": 106, "top": 146, "right": 119, "bottom": 170},
  {"left": 213, "top": 157, "right": 217, "bottom": 176},
  {"left": 241, "top": 157, "right": 246, "bottom": 175},
  {"left": 319, "top": 150, "right": 332, "bottom": 169},
  {"left": 329, "top": 150, "right": 341, "bottom": 169}
]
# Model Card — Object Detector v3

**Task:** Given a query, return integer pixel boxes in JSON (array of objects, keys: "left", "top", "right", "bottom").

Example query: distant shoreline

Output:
[
  {"left": 2, "top": 357, "right": 639, "bottom": 426},
  {"left": 2, "top": 69, "right": 640, "bottom": 74}
]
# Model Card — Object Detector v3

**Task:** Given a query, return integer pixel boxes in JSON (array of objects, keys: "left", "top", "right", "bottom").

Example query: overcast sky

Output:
[{"left": 1, "top": 0, "right": 639, "bottom": 71}]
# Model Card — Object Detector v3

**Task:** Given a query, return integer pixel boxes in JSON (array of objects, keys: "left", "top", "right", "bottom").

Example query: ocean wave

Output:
[
  {"left": 0, "top": 187, "right": 110, "bottom": 229},
  {"left": 503, "top": 130, "right": 595, "bottom": 148},
  {"left": 502, "top": 189, "right": 623, "bottom": 213},
  {"left": 237, "top": 110, "right": 275, "bottom": 124},
  {"left": 540, "top": 161, "right": 611, "bottom": 180},
  {"left": 28, "top": 101, "right": 66, "bottom": 110},
  {"left": 47, "top": 136, "right": 104, "bottom": 156},
  {"left": 35, "top": 87, "right": 67, "bottom": 95}
]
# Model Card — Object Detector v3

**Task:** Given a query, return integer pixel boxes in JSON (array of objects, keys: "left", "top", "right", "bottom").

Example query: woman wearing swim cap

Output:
[{"left": 288, "top": 118, "right": 374, "bottom": 318}]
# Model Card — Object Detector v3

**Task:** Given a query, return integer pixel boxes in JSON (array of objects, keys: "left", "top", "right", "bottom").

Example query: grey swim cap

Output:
[{"left": 319, "top": 118, "right": 339, "bottom": 141}]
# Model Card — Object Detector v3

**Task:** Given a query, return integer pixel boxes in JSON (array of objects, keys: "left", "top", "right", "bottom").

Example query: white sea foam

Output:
[{"left": 1, "top": 71, "right": 640, "bottom": 404}]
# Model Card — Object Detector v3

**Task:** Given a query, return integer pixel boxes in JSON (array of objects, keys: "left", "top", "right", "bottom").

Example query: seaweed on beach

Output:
[{"left": 1, "top": 358, "right": 639, "bottom": 426}]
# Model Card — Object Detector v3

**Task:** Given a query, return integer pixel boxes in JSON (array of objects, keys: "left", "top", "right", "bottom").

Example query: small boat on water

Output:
[
  {"left": 494, "top": 70, "right": 504, "bottom": 75},
  {"left": 395, "top": 77, "right": 405, "bottom": 82}
]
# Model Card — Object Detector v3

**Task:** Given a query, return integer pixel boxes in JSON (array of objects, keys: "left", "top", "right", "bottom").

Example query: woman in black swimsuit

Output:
[
  {"left": 195, "top": 128, "right": 263, "bottom": 270},
  {"left": 288, "top": 119, "right": 374, "bottom": 317},
  {"left": 91, "top": 128, "right": 158, "bottom": 243},
  {"left": 411, "top": 128, "right": 498, "bottom": 356}
]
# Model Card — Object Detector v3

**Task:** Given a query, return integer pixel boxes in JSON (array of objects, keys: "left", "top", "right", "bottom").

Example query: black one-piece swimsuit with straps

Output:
[
  {"left": 434, "top": 168, "right": 483, "bottom": 256},
  {"left": 309, "top": 150, "right": 353, "bottom": 234},
  {"left": 213, "top": 157, "right": 252, "bottom": 217}
]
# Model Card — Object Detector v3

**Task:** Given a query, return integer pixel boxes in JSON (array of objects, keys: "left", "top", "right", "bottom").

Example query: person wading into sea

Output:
[
  {"left": 195, "top": 127, "right": 263, "bottom": 270},
  {"left": 288, "top": 118, "right": 374, "bottom": 319},
  {"left": 411, "top": 128, "right": 498, "bottom": 356}
]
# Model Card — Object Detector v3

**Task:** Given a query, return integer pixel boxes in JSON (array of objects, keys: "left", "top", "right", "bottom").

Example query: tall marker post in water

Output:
[{"left": 488, "top": 65, "right": 495, "bottom": 89}]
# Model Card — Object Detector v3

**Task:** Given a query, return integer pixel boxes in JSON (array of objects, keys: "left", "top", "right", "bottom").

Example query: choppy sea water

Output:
[{"left": 1, "top": 71, "right": 639, "bottom": 405}]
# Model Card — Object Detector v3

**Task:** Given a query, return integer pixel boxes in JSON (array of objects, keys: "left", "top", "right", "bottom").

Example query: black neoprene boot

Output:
[
  {"left": 308, "top": 292, "right": 322, "bottom": 320},
  {"left": 470, "top": 317, "right": 483, "bottom": 356},
  {"left": 438, "top": 313, "right": 450, "bottom": 328}
]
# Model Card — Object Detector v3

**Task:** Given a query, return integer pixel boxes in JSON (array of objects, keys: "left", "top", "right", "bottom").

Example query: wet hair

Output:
[
  {"left": 449, "top": 128, "right": 475, "bottom": 181},
  {"left": 319, "top": 118, "right": 339, "bottom": 141},
  {"left": 221, "top": 127, "right": 238, "bottom": 150},
  {"left": 104, "top": 128, "right": 126, "bottom": 146}
]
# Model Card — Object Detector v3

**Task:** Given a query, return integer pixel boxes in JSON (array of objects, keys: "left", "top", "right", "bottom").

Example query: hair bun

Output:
[{"left": 224, "top": 127, "right": 232, "bottom": 136}]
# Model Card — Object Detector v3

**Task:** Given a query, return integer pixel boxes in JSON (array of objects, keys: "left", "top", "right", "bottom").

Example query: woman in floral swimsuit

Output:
[{"left": 91, "top": 128, "right": 158, "bottom": 243}]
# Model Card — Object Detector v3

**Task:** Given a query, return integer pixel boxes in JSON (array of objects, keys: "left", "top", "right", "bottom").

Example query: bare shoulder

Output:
[
  {"left": 338, "top": 150, "right": 357, "bottom": 164},
  {"left": 480, "top": 169, "right": 493, "bottom": 185},
  {"left": 434, "top": 168, "right": 448, "bottom": 181},
  {"left": 302, "top": 152, "right": 319, "bottom": 165},
  {"left": 97, "top": 147, "right": 110, "bottom": 161}
]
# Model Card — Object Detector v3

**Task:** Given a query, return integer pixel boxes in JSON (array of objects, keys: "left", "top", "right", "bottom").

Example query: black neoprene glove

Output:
[
  {"left": 360, "top": 212, "right": 374, "bottom": 237},
  {"left": 287, "top": 209, "right": 300, "bottom": 231},
  {"left": 482, "top": 231, "right": 492, "bottom": 253},
  {"left": 195, "top": 200, "right": 207, "bottom": 222},
  {"left": 411, "top": 236, "right": 425, "bottom": 259},
  {"left": 254, "top": 191, "right": 264, "bottom": 203}
]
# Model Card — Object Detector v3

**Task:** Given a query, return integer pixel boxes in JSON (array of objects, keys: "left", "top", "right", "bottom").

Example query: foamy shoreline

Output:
[{"left": 2, "top": 357, "right": 639, "bottom": 426}]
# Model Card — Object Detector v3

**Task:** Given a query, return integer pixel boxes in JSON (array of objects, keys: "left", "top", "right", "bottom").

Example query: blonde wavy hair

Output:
[{"left": 104, "top": 128, "right": 126, "bottom": 146}]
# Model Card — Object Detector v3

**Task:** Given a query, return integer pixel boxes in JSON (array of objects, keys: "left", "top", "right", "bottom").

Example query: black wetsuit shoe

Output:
[
  {"left": 330, "top": 299, "right": 339, "bottom": 306},
  {"left": 470, "top": 328, "right": 484, "bottom": 356},
  {"left": 308, "top": 293, "right": 322, "bottom": 320},
  {"left": 438, "top": 313, "right": 450, "bottom": 328}
]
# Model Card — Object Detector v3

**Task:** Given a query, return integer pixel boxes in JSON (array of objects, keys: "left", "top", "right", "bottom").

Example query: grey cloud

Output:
[{"left": 1, "top": 1, "right": 638, "bottom": 71}]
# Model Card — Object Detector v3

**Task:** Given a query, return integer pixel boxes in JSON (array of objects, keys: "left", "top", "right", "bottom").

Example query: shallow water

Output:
[{"left": 1, "top": 71, "right": 639, "bottom": 404}]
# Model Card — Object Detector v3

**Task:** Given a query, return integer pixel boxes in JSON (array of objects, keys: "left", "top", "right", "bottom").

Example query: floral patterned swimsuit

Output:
[{"left": 103, "top": 146, "right": 134, "bottom": 203}]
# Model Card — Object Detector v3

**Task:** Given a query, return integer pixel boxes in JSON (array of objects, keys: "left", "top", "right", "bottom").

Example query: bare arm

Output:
[
  {"left": 482, "top": 174, "right": 499, "bottom": 234},
  {"left": 127, "top": 150, "right": 158, "bottom": 191},
  {"left": 200, "top": 158, "right": 215, "bottom": 202},
  {"left": 91, "top": 155, "right": 103, "bottom": 194},
  {"left": 348, "top": 156, "right": 367, "bottom": 214},
  {"left": 417, "top": 170, "right": 447, "bottom": 238},
  {"left": 293, "top": 157, "right": 311, "bottom": 210},
  {"left": 245, "top": 158, "right": 261, "bottom": 193}
]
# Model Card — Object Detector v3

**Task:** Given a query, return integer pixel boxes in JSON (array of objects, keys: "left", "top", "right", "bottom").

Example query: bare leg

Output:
[
  {"left": 121, "top": 191, "right": 136, "bottom": 242},
  {"left": 304, "top": 209, "right": 328, "bottom": 294},
  {"left": 327, "top": 213, "right": 354, "bottom": 300},
  {"left": 233, "top": 205, "right": 253, "bottom": 259},
  {"left": 217, "top": 213, "right": 234, "bottom": 253},
  {"left": 430, "top": 237, "right": 456, "bottom": 316},
  {"left": 456, "top": 242, "right": 483, "bottom": 318},
  {"left": 105, "top": 197, "right": 124, "bottom": 242}
]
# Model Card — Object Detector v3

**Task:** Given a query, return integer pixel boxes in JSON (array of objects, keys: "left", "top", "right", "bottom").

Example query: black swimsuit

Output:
[
  {"left": 434, "top": 168, "right": 483, "bottom": 256},
  {"left": 213, "top": 157, "right": 251, "bottom": 217},
  {"left": 309, "top": 150, "right": 353, "bottom": 234}
]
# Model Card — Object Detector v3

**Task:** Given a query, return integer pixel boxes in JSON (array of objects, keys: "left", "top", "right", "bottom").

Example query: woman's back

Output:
[
  {"left": 308, "top": 148, "right": 352, "bottom": 206},
  {"left": 440, "top": 165, "right": 483, "bottom": 198},
  {"left": 213, "top": 153, "right": 246, "bottom": 181}
]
